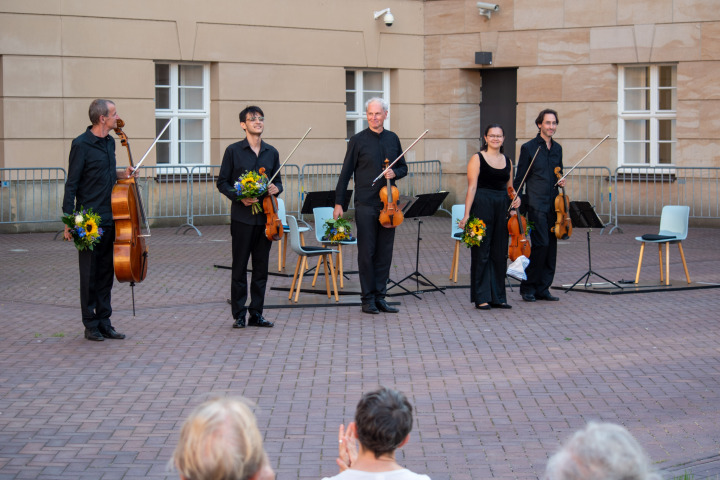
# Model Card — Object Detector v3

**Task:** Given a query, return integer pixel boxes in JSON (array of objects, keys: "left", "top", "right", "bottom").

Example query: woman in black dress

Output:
[{"left": 458, "top": 124, "right": 521, "bottom": 310}]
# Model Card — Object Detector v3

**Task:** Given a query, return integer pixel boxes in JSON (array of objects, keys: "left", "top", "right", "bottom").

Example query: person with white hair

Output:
[
  {"left": 172, "top": 397, "right": 275, "bottom": 480},
  {"left": 544, "top": 422, "right": 662, "bottom": 480}
]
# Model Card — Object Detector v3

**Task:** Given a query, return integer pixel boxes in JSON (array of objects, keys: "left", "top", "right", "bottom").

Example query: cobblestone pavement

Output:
[{"left": 1, "top": 217, "right": 719, "bottom": 479}]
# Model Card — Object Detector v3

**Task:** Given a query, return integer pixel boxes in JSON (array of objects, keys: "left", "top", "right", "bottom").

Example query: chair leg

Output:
[
  {"left": 665, "top": 242, "right": 670, "bottom": 285},
  {"left": 634, "top": 242, "right": 645, "bottom": 284},
  {"left": 311, "top": 256, "right": 322, "bottom": 287},
  {"left": 678, "top": 242, "right": 691, "bottom": 284},
  {"left": 281, "top": 235, "right": 288, "bottom": 270},
  {"left": 327, "top": 252, "right": 339, "bottom": 302},
  {"left": 453, "top": 240, "right": 460, "bottom": 283},
  {"left": 337, "top": 244, "right": 344, "bottom": 289},
  {"left": 294, "top": 259, "right": 308, "bottom": 303},
  {"left": 300, "top": 233, "right": 308, "bottom": 271},
  {"left": 657, "top": 244, "right": 664, "bottom": 284},
  {"left": 322, "top": 255, "right": 331, "bottom": 298},
  {"left": 278, "top": 236, "right": 284, "bottom": 272},
  {"left": 289, "top": 257, "right": 302, "bottom": 300},
  {"left": 450, "top": 240, "right": 458, "bottom": 280}
]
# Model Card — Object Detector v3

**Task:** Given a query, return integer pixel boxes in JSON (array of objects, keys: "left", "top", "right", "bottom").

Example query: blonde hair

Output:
[{"left": 173, "top": 397, "right": 266, "bottom": 480}]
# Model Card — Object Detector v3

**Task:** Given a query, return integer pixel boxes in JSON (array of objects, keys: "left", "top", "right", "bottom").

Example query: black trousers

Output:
[
  {"left": 521, "top": 206, "right": 558, "bottom": 297},
  {"left": 230, "top": 221, "right": 272, "bottom": 319},
  {"left": 470, "top": 188, "right": 509, "bottom": 305},
  {"left": 354, "top": 203, "right": 396, "bottom": 305},
  {"left": 78, "top": 225, "right": 115, "bottom": 332}
]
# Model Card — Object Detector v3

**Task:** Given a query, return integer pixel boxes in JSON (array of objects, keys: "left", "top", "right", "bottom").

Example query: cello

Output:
[
  {"left": 379, "top": 159, "right": 404, "bottom": 228},
  {"left": 111, "top": 119, "right": 149, "bottom": 289},
  {"left": 507, "top": 186, "right": 530, "bottom": 261},
  {"left": 551, "top": 166, "right": 572, "bottom": 240}
]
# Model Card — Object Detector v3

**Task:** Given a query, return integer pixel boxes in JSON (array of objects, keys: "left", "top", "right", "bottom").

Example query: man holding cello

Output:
[
  {"left": 217, "top": 106, "right": 281, "bottom": 329},
  {"left": 513, "top": 108, "right": 566, "bottom": 302},
  {"left": 63, "top": 99, "right": 134, "bottom": 341},
  {"left": 334, "top": 98, "right": 407, "bottom": 315}
]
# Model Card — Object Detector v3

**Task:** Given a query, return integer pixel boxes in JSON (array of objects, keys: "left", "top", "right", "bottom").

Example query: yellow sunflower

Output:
[{"left": 84, "top": 218, "right": 99, "bottom": 238}]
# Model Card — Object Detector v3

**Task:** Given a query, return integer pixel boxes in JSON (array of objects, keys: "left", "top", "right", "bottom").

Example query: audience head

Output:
[
  {"left": 173, "top": 397, "right": 274, "bottom": 480},
  {"left": 544, "top": 422, "right": 661, "bottom": 480},
  {"left": 354, "top": 387, "right": 413, "bottom": 459}
]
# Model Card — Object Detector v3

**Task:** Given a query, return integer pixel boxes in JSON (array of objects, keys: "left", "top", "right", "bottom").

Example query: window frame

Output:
[
  {"left": 345, "top": 69, "right": 390, "bottom": 140},
  {"left": 617, "top": 64, "right": 677, "bottom": 167},
  {"left": 154, "top": 62, "right": 211, "bottom": 167}
]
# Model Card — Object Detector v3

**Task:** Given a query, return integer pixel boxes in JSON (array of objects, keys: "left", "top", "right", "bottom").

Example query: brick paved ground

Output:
[{"left": 1, "top": 217, "right": 719, "bottom": 479}]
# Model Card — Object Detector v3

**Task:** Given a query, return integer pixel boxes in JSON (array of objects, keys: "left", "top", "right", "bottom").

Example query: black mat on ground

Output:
[{"left": 552, "top": 280, "right": 720, "bottom": 295}]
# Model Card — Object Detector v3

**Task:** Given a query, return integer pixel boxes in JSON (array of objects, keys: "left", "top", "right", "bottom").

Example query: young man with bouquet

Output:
[{"left": 217, "top": 106, "right": 282, "bottom": 329}]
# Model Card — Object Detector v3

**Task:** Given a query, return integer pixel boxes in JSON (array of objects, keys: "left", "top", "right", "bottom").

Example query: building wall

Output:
[
  {"left": 425, "top": 0, "right": 720, "bottom": 203},
  {"left": 0, "top": 0, "right": 425, "bottom": 170}
]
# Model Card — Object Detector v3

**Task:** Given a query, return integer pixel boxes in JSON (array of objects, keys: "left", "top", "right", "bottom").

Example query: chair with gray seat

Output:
[
  {"left": 287, "top": 215, "right": 338, "bottom": 302},
  {"left": 634, "top": 205, "right": 691, "bottom": 285},
  {"left": 276, "top": 198, "right": 310, "bottom": 272},
  {"left": 313, "top": 207, "right": 357, "bottom": 289},
  {"left": 449, "top": 204, "right": 465, "bottom": 283}
]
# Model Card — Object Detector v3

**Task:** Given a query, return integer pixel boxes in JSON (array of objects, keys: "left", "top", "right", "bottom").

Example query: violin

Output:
[
  {"left": 258, "top": 167, "right": 283, "bottom": 242},
  {"left": 507, "top": 186, "right": 531, "bottom": 261},
  {"left": 379, "top": 159, "right": 404, "bottom": 228},
  {"left": 551, "top": 166, "right": 572, "bottom": 240},
  {"left": 111, "top": 118, "right": 149, "bottom": 284}
]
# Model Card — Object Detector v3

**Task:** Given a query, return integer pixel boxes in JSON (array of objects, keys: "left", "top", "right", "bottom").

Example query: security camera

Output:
[
  {"left": 383, "top": 11, "right": 394, "bottom": 26},
  {"left": 476, "top": 2, "right": 500, "bottom": 11},
  {"left": 374, "top": 8, "right": 394, "bottom": 27}
]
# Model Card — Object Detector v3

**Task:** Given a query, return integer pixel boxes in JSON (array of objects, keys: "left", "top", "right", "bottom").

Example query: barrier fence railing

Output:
[
  {"left": 611, "top": 166, "right": 720, "bottom": 233},
  {"left": 0, "top": 168, "right": 66, "bottom": 224},
  {"left": 561, "top": 166, "right": 614, "bottom": 232}
]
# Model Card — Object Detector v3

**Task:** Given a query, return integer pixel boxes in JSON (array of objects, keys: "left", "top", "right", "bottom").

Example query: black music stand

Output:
[
  {"left": 300, "top": 190, "right": 352, "bottom": 214},
  {"left": 387, "top": 191, "right": 449, "bottom": 298},
  {"left": 565, "top": 201, "right": 623, "bottom": 292}
]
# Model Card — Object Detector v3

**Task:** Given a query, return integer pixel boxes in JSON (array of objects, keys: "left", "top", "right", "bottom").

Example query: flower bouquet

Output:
[
  {"left": 234, "top": 169, "right": 269, "bottom": 214},
  {"left": 459, "top": 215, "right": 486, "bottom": 248},
  {"left": 61, "top": 207, "right": 104, "bottom": 251},
  {"left": 322, "top": 217, "right": 354, "bottom": 244}
]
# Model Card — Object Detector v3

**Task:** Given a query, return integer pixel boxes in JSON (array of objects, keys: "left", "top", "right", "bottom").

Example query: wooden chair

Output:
[
  {"left": 635, "top": 205, "right": 691, "bottom": 285},
  {"left": 313, "top": 207, "right": 357, "bottom": 289},
  {"left": 287, "top": 215, "right": 339, "bottom": 302},
  {"left": 276, "top": 198, "right": 309, "bottom": 271}
]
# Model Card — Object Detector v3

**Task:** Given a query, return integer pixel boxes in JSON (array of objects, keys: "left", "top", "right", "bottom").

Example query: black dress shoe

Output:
[
  {"left": 475, "top": 303, "right": 491, "bottom": 310},
  {"left": 375, "top": 299, "right": 399, "bottom": 313},
  {"left": 521, "top": 294, "right": 536, "bottom": 302},
  {"left": 536, "top": 293, "right": 560, "bottom": 301},
  {"left": 233, "top": 317, "right": 246, "bottom": 329},
  {"left": 100, "top": 328, "right": 126, "bottom": 339},
  {"left": 490, "top": 303, "right": 512, "bottom": 309},
  {"left": 248, "top": 315, "right": 274, "bottom": 328},
  {"left": 84, "top": 330, "right": 104, "bottom": 341},
  {"left": 361, "top": 303, "right": 380, "bottom": 314}
]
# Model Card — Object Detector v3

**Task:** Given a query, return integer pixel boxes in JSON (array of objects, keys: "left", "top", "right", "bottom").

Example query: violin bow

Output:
[
  {"left": 371, "top": 129, "right": 429, "bottom": 186},
  {"left": 265, "top": 127, "right": 312, "bottom": 186},
  {"left": 507, "top": 146, "right": 541, "bottom": 212},
  {"left": 554, "top": 134, "right": 610, "bottom": 186},
  {"left": 132, "top": 119, "right": 173, "bottom": 172}
]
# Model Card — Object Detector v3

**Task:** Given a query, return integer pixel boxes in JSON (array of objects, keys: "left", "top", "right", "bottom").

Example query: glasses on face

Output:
[
  {"left": 486, "top": 134, "right": 504, "bottom": 139},
  {"left": 245, "top": 116, "right": 264, "bottom": 122}
]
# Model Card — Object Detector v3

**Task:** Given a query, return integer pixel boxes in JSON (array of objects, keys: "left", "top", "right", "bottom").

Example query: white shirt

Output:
[{"left": 322, "top": 468, "right": 431, "bottom": 480}]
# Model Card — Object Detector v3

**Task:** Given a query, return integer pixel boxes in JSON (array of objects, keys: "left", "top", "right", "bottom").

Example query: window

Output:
[
  {"left": 154, "top": 63, "right": 210, "bottom": 165},
  {"left": 345, "top": 70, "right": 390, "bottom": 139},
  {"left": 618, "top": 65, "right": 677, "bottom": 166}
]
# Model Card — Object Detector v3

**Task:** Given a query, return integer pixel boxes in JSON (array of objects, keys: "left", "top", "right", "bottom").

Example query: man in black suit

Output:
[
  {"left": 513, "top": 108, "right": 566, "bottom": 302},
  {"left": 334, "top": 98, "right": 407, "bottom": 315},
  {"left": 217, "top": 106, "right": 282, "bottom": 329}
]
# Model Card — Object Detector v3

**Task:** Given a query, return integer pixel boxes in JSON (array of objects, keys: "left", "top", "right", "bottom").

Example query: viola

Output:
[
  {"left": 507, "top": 186, "right": 531, "bottom": 261},
  {"left": 379, "top": 159, "right": 404, "bottom": 228},
  {"left": 551, "top": 166, "right": 572, "bottom": 240},
  {"left": 258, "top": 167, "right": 283, "bottom": 242},
  {"left": 111, "top": 119, "right": 149, "bottom": 285}
]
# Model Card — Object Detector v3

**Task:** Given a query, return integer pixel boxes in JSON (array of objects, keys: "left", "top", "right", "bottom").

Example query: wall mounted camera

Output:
[
  {"left": 373, "top": 8, "right": 394, "bottom": 27},
  {"left": 476, "top": 2, "right": 500, "bottom": 19}
]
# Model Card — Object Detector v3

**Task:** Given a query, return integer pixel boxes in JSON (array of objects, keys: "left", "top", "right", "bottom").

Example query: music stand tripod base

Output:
[{"left": 565, "top": 201, "right": 623, "bottom": 292}]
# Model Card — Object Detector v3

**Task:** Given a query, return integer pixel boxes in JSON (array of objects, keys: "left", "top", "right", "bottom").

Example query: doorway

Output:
[{"left": 479, "top": 68, "right": 518, "bottom": 163}]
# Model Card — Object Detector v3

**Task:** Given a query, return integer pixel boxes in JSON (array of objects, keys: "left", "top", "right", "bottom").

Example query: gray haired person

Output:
[{"left": 544, "top": 422, "right": 661, "bottom": 480}]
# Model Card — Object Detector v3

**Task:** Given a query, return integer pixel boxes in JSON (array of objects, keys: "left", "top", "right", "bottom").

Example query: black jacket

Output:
[{"left": 514, "top": 134, "right": 563, "bottom": 212}]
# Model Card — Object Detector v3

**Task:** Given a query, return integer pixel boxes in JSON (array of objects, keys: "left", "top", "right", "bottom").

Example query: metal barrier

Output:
[
  {"left": 562, "top": 166, "right": 614, "bottom": 232},
  {"left": 611, "top": 166, "right": 720, "bottom": 233},
  {"left": 0, "top": 168, "right": 66, "bottom": 224}
]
